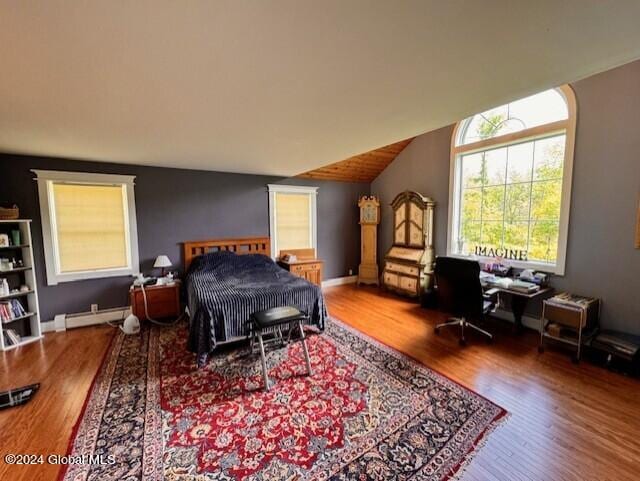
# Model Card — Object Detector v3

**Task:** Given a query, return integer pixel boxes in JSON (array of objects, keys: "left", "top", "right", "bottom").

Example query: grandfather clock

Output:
[{"left": 358, "top": 195, "right": 381, "bottom": 285}]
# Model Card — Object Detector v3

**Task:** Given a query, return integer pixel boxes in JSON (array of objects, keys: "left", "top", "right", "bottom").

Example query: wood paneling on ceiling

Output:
[{"left": 298, "top": 138, "right": 413, "bottom": 183}]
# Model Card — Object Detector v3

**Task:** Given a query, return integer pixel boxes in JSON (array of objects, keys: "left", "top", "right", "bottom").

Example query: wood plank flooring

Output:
[
  {"left": 325, "top": 286, "right": 640, "bottom": 481},
  {"left": 1, "top": 284, "right": 639, "bottom": 481},
  {"left": 0, "top": 325, "right": 113, "bottom": 481}
]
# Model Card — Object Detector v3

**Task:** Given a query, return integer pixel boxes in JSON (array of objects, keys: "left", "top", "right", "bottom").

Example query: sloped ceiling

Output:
[
  {"left": 2, "top": 2, "right": 640, "bottom": 176},
  {"left": 298, "top": 138, "right": 413, "bottom": 183}
]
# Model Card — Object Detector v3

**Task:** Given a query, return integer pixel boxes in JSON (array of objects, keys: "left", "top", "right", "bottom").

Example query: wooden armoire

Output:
[{"left": 382, "top": 191, "right": 436, "bottom": 297}]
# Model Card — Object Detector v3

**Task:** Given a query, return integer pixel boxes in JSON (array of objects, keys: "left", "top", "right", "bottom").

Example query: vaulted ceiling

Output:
[
  {"left": 2, "top": 2, "right": 640, "bottom": 176},
  {"left": 298, "top": 138, "right": 413, "bottom": 183}
]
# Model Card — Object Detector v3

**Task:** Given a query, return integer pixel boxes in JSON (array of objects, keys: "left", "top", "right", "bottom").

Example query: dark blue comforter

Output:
[{"left": 185, "top": 251, "right": 326, "bottom": 356}]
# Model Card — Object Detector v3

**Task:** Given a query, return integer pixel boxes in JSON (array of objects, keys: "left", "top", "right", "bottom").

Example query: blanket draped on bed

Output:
[{"left": 185, "top": 251, "right": 326, "bottom": 357}]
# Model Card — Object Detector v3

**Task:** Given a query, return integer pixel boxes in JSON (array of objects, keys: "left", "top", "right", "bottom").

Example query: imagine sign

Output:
[{"left": 474, "top": 246, "right": 528, "bottom": 261}]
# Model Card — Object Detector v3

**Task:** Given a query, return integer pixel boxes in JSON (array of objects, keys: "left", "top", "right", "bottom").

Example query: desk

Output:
[
  {"left": 497, "top": 286, "right": 552, "bottom": 333},
  {"left": 481, "top": 279, "right": 553, "bottom": 333}
]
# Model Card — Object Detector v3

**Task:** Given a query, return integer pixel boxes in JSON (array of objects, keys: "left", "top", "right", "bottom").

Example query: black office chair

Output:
[{"left": 433, "top": 256, "right": 498, "bottom": 345}]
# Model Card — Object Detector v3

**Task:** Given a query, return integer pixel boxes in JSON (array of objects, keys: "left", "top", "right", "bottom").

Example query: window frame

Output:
[
  {"left": 446, "top": 85, "right": 577, "bottom": 275},
  {"left": 32, "top": 170, "right": 140, "bottom": 285},
  {"left": 267, "top": 184, "right": 318, "bottom": 259}
]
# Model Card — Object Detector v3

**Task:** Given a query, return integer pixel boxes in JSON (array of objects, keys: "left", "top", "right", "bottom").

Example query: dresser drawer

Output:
[
  {"left": 383, "top": 272, "right": 399, "bottom": 287},
  {"left": 279, "top": 260, "right": 323, "bottom": 286},
  {"left": 303, "top": 262, "right": 322, "bottom": 272},
  {"left": 399, "top": 276, "right": 417, "bottom": 293},
  {"left": 130, "top": 283, "right": 180, "bottom": 321},
  {"left": 385, "top": 262, "right": 418, "bottom": 276},
  {"left": 291, "top": 264, "right": 306, "bottom": 273},
  {"left": 136, "top": 288, "right": 176, "bottom": 303}
]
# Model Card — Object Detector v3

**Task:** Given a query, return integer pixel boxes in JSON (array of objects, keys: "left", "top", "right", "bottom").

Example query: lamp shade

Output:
[{"left": 153, "top": 255, "right": 172, "bottom": 268}]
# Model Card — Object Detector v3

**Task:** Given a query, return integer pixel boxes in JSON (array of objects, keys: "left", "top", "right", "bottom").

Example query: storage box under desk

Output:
[{"left": 542, "top": 299, "right": 600, "bottom": 330}]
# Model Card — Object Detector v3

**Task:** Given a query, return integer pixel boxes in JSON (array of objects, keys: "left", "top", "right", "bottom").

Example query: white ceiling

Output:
[{"left": 2, "top": 1, "right": 640, "bottom": 177}]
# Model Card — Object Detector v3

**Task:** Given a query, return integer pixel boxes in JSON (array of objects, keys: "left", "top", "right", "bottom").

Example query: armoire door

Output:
[
  {"left": 394, "top": 204, "right": 407, "bottom": 244},
  {"left": 408, "top": 201, "right": 424, "bottom": 247}
]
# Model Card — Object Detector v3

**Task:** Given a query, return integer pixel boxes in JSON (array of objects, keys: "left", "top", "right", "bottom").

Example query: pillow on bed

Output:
[
  {"left": 187, "top": 250, "right": 275, "bottom": 275},
  {"left": 187, "top": 250, "right": 237, "bottom": 273}
]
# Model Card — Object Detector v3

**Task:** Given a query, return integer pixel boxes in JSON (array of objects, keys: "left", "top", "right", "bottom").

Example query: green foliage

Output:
[
  {"left": 458, "top": 126, "right": 566, "bottom": 263},
  {"left": 476, "top": 113, "right": 505, "bottom": 140}
]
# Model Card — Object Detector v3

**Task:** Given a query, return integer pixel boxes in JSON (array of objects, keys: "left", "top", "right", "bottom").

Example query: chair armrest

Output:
[
  {"left": 483, "top": 287, "right": 500, "bottom": 298},
  {"left": 483, "top": 287, "right": 500, "bottom": 313},
  {"left": 482, "top": 287, "right": 500, "bottom": 304}
]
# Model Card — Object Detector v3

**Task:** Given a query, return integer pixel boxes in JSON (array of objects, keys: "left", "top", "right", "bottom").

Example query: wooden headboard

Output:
[{"left": 183, "top": 237, "right": 271, "bottom": 271}]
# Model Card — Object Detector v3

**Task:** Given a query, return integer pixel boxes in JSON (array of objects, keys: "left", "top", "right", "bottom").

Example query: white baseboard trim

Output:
[
  {"left": 41, "top": 320, "right": 56, "bottom": 333},
  {"left": 491, "top": 308, "right": 541, "bottom": 331},
  {"left": 322, "top": 275, "right": 358, "bottom": 288},
  {"left": 41, "top": 306, "right": 130, "bottom": 333}
]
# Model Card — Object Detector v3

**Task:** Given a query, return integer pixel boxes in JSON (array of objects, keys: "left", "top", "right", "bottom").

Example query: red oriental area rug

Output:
[{"left": 60, "top": 319, "right": 506, "bottom": 481}]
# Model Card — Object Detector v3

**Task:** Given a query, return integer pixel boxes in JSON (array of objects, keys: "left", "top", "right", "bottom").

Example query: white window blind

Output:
[
  {"left": 275, "top": 193, "right": 312, "bottom": 252},
  {"left": 33, "top": 170, "right": 139, "bottom": 285},
  {"left": 52, "top": 183, "right": 129, "bottom": 273},
  {"left": 268, "top": 184, "right": 318, "bottom": 258}
]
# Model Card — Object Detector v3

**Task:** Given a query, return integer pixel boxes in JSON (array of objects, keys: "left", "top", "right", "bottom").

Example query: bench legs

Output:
[
  {"left": 298, "top": 320, "right": 313, "bottom": 377},
  {"left": 256, "top": 319, "right": 313, "bottom": 392},
  {"left": 257, "top": 332, "right": 270, "bottom": 391}
]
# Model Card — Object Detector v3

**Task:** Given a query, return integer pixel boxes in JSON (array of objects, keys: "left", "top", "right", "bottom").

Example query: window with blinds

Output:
[
  {"left": 268, "top": 184, "right": 318, "bottom": 258},
  {"left": 52, "top": 183, "right": 129, "bottom": 273},
  {"left": 275, "top": 192, "right": 312, "bottom": 252},
  {"left": 34, "top": 170, "right": 140, "bottom": 285}
]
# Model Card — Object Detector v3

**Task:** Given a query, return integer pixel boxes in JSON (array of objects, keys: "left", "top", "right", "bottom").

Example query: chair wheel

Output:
[
  {"left": 538, "top": 346, "right": 544, "bottom": 353},
  {"left": 459, "top": 338, "right": 467, "bottom": 346},
  {"left": 572, "top": 356, "right": 580, "bottom": 364},
  {"left": 486, "top": 336, "right": 493, "bottom": 344},
  {"left": 434, "top": 327, "right": 440, "bottom": 335}
]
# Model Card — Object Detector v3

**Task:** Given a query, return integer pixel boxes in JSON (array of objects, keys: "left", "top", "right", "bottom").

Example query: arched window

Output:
[{"left": 447, "top": 85, "right": 576, "bottom": 274}]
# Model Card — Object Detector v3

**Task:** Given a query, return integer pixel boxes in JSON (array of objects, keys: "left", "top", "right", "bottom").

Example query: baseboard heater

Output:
[{"left": 53, "top": 306, "right": 130, "bottom": 331}]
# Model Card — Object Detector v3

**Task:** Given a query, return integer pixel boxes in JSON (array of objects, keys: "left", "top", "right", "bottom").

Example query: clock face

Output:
[{"left": 361, "top": 204, "right": 378, "bottom": 223}]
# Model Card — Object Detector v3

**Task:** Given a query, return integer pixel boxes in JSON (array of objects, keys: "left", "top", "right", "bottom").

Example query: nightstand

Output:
[
  {"left": 278, "top": 249, "right": 323, "bottom": 286},
  {"left": 130, "top": 280, "right": 181, "bottom": 321}
]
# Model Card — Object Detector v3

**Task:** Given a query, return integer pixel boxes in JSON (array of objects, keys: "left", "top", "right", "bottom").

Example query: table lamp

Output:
[{"left": 153, "top": 255, "right": 172, "bottom": 277}]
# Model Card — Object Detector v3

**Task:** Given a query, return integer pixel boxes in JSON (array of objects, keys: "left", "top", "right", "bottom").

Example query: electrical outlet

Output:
[
  {"left": 348, "top": 269, "right": 353, "bottom": 276},
  {"left": 91, "top": 303, "right": 98, "bottom": 314}
]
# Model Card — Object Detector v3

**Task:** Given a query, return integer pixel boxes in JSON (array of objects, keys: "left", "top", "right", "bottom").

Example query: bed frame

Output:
[{"left": 183, "top": 237, "right": 271, "bottom": 271}]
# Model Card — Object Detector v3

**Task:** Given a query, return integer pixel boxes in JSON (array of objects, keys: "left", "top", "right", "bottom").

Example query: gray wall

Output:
[
  {"left": 0, "top": 155, "right": 368, "bottom": 321},
  {"left": 373, "top": 60, "right": 640, "bottom": 334},
  {"left": 372, "top": 125, "right": 454, "bottom": 267}
]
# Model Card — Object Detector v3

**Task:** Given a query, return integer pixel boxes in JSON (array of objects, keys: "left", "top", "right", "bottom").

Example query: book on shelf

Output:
[
  {"left": 0, "top": 299, "right": 28, "bottom": 322},
  {"left": 4, "top": 328, "right": 21, "bottom": 346}
]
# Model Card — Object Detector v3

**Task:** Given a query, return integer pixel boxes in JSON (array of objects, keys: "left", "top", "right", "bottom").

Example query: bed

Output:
[{"left": 183, "top": 237, "right": 327, "bottom": 364}]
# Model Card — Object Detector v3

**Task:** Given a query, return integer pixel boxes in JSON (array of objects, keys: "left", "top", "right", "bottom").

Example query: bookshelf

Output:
[{"left": 0, "top": 219, "right": 42, "bottom": 351}]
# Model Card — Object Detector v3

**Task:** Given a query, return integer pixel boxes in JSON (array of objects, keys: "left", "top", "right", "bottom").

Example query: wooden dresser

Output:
[
  {"left": 382, "top": 191, "right": 435, "bottom": 297},
  {"left": 277, "top": 248, "right": 323, "bottom": 286}
]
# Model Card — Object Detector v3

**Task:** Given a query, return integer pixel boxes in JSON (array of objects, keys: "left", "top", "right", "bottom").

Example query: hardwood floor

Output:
[
  {"left": 325, "top": 286, "right": 640, "bottom": 481},
  {"left": 0, "top": 325, "right": 113, "bottom": 481},
  {"left": 1, "top": 284, "right": 639, "bottom": 481}
]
